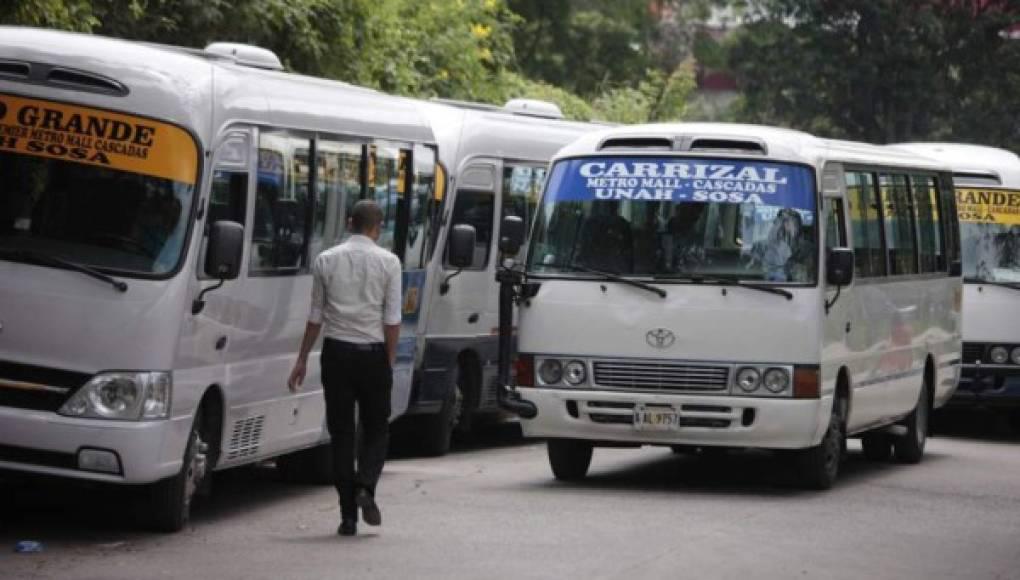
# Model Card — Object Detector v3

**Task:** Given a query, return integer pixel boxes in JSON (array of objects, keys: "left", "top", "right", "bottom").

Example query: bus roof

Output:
[
  {"left": 417, "top": 99, "right": 607, "bottom": 174},
  {"left": 555, "top": 122, "right": 948, "bottom": 172},
  {"left": 0, "top": 27, "right": 435, "bottom": 148},
  {"left": 891, "top": 143, "right": 1020, "bottom": 189}
]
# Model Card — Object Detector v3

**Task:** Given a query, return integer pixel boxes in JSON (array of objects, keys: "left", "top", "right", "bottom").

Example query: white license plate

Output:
[{"left": 633, "top": 407, "right": 679, "bottom": 431}]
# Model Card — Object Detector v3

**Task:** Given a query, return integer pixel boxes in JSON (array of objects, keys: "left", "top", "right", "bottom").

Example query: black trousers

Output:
[{"left": 320, "top": 338, "right": 392, "bottom": 521}]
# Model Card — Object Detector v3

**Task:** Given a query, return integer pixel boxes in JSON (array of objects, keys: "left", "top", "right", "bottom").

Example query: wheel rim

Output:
[{"left": 184, "top": 430, "right": 208, "bottom": 510}]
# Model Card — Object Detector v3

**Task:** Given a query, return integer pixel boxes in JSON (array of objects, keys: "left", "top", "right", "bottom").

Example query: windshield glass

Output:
[
  {"left": 957, "top": 187, "right": 1020, "bottom": 283},
  {"left": 527, "top": 156, "right": 818, "bottom": 283},
  {"left": 0, "top": 94, "right": 199, "bottom": 276}
]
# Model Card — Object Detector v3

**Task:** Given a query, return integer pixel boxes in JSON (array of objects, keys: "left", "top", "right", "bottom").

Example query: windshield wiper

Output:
[
  {"left": 964, "top": 277, "right": 1020, "bottom": 291},
  {"left": 655, "top": 275, "right": 794, "bottom": 300},
  {"left": 542, "top": 263, "right": 667, "bottom": 298},
  {"left": 0, "top": 249, "right": 128, "bottom": 293}
]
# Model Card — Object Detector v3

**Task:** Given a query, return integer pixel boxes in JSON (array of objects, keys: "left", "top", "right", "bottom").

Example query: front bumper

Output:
[
  {"left": 518, "top": 387, "right": 830, "bottom": 449},
  {"left": 0, "top": 406, "right": 191, "bottom": 484},
  {"left": 952, "top": 364, "right": 1020, "bottom": 407}
]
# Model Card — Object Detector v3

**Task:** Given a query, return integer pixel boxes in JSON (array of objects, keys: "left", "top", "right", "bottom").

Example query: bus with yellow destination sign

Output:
[{"left": 894, "top": 143, "right": 1020, "bottom": 431}]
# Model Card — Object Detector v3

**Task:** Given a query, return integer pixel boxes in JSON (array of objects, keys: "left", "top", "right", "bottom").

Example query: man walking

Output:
[{"left": 288, "top": 200, "right": 401, "bottom": 536}]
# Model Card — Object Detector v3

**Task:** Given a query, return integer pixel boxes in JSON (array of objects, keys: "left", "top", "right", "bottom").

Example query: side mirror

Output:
[
  {"left": 499, "top": 215, "right": 525, "bottom": 257},
  {"left": 949, "top": 259, "right": 962, "bottom": 277},
  {"left": 826, "top": 247, "right": 854, "bottom": 287},
  {"left": 204, "top": 220, "right": 244, "bottom": 280},
  {"left": 447, "top": 224, "right": 477, "bottom": 270}
]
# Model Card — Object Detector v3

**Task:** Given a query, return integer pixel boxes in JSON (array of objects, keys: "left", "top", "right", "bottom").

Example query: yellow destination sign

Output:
[
  {"left": 0, "top": 93, "right": 198, "bottom": 185},
  {"left": 956, "top": 188, "right": 1020, "bottom": 226}
]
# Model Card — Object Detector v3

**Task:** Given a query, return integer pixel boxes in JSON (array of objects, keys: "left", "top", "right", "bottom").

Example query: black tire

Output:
[
  {"left": 277, "top": 443, "right": 334, "bottom": 484},
  {"left": 861, "top": 433, "right": 892, "bottom": 461},
  {"left": 796, "top": 395, "right": 846, "bottom": 490},
  {"left": 894, "top": 378, "right": 930, "bottom": 464},
  {"left": 452, "top": 362, "right": 478, "bottom": 439},
  {"left": 417, "top": 386, "right": 459, "bottom": 457},
  {"left": 547, "top": 439, "right": 593, "bottom": 481},
  {"left": 1007, "top": 409, "right": 1020, "bottom": 435},
  {"left": 145, "top": 412, "right": 210, "bottom": 532}
]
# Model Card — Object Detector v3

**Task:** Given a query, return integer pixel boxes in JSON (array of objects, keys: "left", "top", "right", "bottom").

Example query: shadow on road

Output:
[
  {"left": 524, "top": 445, "right": 951, "bottom": 498},
  {"left": 933, "top": 408, "right": 1019, "bottom": 443}
]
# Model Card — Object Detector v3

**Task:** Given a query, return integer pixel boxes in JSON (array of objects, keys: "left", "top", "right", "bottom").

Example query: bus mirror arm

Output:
[
  {"left": 495, "top": 262, "right": 537, "bottom": 419},
  {"left": 192, "top": 279, "right": 225, "bottom": 315},
  {"left": 439, "top": 269, "right": 462, "bottom": 296},
  {"left": 824, "top": 247, "right": 854, "bottom": 315}
]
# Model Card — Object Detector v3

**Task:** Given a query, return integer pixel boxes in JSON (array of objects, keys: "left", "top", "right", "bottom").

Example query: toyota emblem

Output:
[{"left": 645, "top": 328, "right": 675, "bottom": 349}]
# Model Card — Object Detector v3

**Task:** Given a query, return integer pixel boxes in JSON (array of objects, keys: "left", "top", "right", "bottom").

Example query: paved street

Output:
[{"left": 2, "top": 412, "right": 1019, "bottom": 580}]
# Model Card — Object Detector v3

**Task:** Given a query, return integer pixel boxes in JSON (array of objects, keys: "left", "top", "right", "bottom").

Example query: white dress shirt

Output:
[{"left": 309, "top": 235, "right": 402, "bottom": 343}]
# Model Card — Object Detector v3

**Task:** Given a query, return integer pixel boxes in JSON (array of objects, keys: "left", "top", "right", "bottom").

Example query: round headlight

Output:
[
  {"left": 736, "top": 367, "right": 761, "bottom": 392},
  {"left": 564, "top": 360, "right": 587, "bottom": 385},
  {"left": 990, "top": 346, "right": 1009, "bottom": 364},
  {"left": 1011, "top": 347, "right": 1020, "bottom": 366},
  {"left": 538, "top": 359, "right": 564, "bottom": 385},
  {"left": 763, "top": 368, "right": 790, "bottom": 393},
  {"left": 89, "top": 377, "right": 140, "bottom": 416}
]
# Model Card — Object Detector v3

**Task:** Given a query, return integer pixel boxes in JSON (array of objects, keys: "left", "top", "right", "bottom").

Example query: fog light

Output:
[
  {"left": 990, "top": 346, "right": 1009, "bottom": 364},
  {"left": 78, "top": 448, "right": 121, "bottom": 474}
]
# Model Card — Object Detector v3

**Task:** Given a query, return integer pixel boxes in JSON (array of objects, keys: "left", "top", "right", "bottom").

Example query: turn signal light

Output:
[
  {"left": 515, "top": 354, "right": 535, "bottom": 387},
  {"left": 793, "top": 367, "right": 820, "bottom": 399}
]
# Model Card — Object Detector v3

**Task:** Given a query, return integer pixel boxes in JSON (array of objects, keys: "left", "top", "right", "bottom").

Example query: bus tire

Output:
[
  {"left": 547, "top": 439, "right": 593, "bottom": 481},
  {"left": 861, "top": 433, "right": 892, "bottom": 461},
  {"left": 417, "top": 386, "right": 459, "bottom": 457},
  {"left": 145, "top": 410, "right": 210, "bottom": 532},
  {"left": 796, "top": 394, "right": 846, "bottom": 490},
  {"left": 453, "top": 358, "right": 479, "bottom": 438},
  {"left": 894, "top": 377, "right": 930, "bottom": 464}
]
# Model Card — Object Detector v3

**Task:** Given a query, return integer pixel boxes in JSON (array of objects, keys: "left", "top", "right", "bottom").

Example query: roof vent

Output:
[
  {"left": 504, "top": 98, "right": 564, "bottom": 119},
  {"left": 953, "top": 171, "right": 1001, "bottom": 186},
  {"left": 204, "top": 43, "right": 284, "bottom": 71},
  {"left": 688, "top": 138, "right": 767, "bottom": 155},
  {"left": 599, "top": 137, "right": 674, "bottom": 151},
  {"left": 47, "top": 67, "right": 128, "bottom": 96},
  {"left": 0, "top": 60, "right": 30, "bottom": 80}
]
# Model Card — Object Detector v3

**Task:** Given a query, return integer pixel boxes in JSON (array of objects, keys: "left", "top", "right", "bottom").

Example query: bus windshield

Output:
[
  {"left": 0, "top": 94, "right": 200, "bottom": 278},
  {"left": 527, "top": 157, "right": 818, "bottom": 284},
  {"left": 960, "top": 223, "right": 1020, "bottom": 284}
]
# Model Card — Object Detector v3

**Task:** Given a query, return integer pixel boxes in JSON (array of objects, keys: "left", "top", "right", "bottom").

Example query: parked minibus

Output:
[
  {"left": 0, "top": 28, "right": 449, "bottom": 531},
  {"left": 893, "top": 144, "right": 1020, "bottom": 430},
  {"left": 459, "top": 123, "right": 964, "bottom": 489},
  {"left": 399, "top": 99, "right": 605, "bottom": 454}
]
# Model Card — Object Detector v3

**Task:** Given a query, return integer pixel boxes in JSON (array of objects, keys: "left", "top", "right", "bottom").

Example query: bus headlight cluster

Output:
[
  {"left": 537, "top": 359, "right": 587, "bottom": 386},
  {"left": 734, "top": 366, "right": 791, "bottom": 395},
  {"left": 990, "top": 346, "right": 1009, "bottom": 364},
  {"left": 59, "top": 372, "right": 172, "bottom": 421}
]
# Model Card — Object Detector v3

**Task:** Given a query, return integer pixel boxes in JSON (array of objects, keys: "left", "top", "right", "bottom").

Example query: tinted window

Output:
[
  {"left": 367, "top": 143, "right": 402, "bottom": 252},
  {"left": 845, "top": 171, "right": 885, "bottom": 277},
  {"left": 250, "top": 132, "right": 312, "bottom": 275},
  {"left": 912, "top": 174, "right": 944, "bottom": 273},
  {"left": 201, "top": 170, "right": 248, "bottom": 279},
  {"left": 880, "top": 173, "right": 918, "bottom": 275},
  {"left": 312, "top": 139, "right": 362, "bottom": 257},
  {"left": 405, "top": 145, "right": 438, "bottom": 269}
]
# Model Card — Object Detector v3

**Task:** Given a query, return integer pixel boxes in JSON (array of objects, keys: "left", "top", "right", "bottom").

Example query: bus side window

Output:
[
  {"left": 250, "top": 131, "right": 313, "bottom": 276},
  {"left": 501, "top": 164, "right": 545, "bottom": 259},
  {"left": 845, "top": 171, "right": 886, "bottom": 277},
  {"left": 938, "top": 175, "right": 961, "bottom": 269},
  {"left": 446, "top": 189, "right": 494, "bottom": 270},
  {"left": 367, "top": 142, "right": 402, "bottom": 254},
  {"left": 911, "top": 174, "right": 944, "bottom": 273},
  {"left": 200, "top": 169, "right": 248, "bottom": 279},
  {"left": 825, "top": 198, "right": 847, "bottom": 250},
  {"left": 313, "top": 138, "right": 363, "bottom": 256},
  {"left": 879, "top": 173, "right": 918, "bottom": 276},
  {"left": 404, "top": 145, "right": 437, "bottom": 269}
]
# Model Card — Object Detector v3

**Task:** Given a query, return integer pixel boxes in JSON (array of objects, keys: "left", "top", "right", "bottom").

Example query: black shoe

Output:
[
  {"left": 338, "top": 520, "right": 357, "bottom": 536},
  {"left": 355, "top": 490, "right": 381, "bottom": 526}
]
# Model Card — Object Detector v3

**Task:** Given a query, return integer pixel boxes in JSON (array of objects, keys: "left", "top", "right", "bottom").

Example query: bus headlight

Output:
[
  {"left": 990, "top": 346, "right": 1009, "bottom": 364},
  {"left": 1011, "top": 347, "right": 1020, "bottom": 365},
  {"left": 59, "top": 372, "right": 172, "bottom": 420},
  {"left": 538, "top": 359, "right": 564, "bottom": 385},
  {"left": 564, "top": 360, "right": 587, "bottom": 386},
  {"left": 763, "top": 368, "right": 790, "bottom": 393},
  {"left": 735, "top": 367, "right": 761, "bottom": 392}
]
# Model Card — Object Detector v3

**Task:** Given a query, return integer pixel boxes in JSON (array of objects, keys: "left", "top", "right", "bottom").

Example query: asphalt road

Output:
[{"left": 2, "top": 411, "right": 1019, "bottom": 580}]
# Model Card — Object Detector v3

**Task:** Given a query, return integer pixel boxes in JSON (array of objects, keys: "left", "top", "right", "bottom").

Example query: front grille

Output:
[
  {"left": 0, "top": 360, "right": 90, "bottom": 412},
  {"left": 592, "top": 360, "right": 731, "bottom": 391},
  {"left": 0, "top": 443, "right": 77, "bottom": 470},
  {"left": 962, "top": 343, "right": 986, "bottom": 364}
]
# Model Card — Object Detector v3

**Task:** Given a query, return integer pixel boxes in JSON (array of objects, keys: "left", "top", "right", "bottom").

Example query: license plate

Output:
[{"left": 633, "top": 407, "right": 679, "bottom": 431}]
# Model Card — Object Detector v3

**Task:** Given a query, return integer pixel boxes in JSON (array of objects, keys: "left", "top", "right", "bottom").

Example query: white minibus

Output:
[
  {"left": 0, "top": 28, "right": 446, "bottom": 531},
  {"left": 398, "top": 99, "right": 605, "bottom": 454},
  {"left": 894, "top": 144, "right": 1020, "bottom": 430},
  {"left": 460, "top": 123, "right": 964, "bottom": 489}
]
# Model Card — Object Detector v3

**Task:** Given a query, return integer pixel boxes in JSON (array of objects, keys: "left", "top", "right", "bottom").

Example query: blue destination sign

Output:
[{"left": 546, "top": 157, "right": 816, "bottom": 209}]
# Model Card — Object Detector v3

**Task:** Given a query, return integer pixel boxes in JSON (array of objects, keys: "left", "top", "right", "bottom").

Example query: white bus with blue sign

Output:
[
  {"left": 459, "top": 123, "right": 964, "bottom": 489},
  {"left": 0, "top": 28, "right": 444, "bottom": 531},
  {"left": 894, "top": 143, "right": 1020, "bottom": 431}
]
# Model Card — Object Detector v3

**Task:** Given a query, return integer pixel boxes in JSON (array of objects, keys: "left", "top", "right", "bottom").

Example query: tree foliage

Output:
[{"left": 727, "top": 0, "right": 1020, "bottom": 149}]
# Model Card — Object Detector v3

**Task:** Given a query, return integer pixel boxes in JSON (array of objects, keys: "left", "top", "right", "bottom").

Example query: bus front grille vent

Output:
[
  {"left": 962, "top": 343, "right": 986, "bottom": 364},
  {"left": 226, "top": 415, "right": 265, "bottom": 460},
  {"left": 592, "top": 360, "right": 730, "bottom": 392}
]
